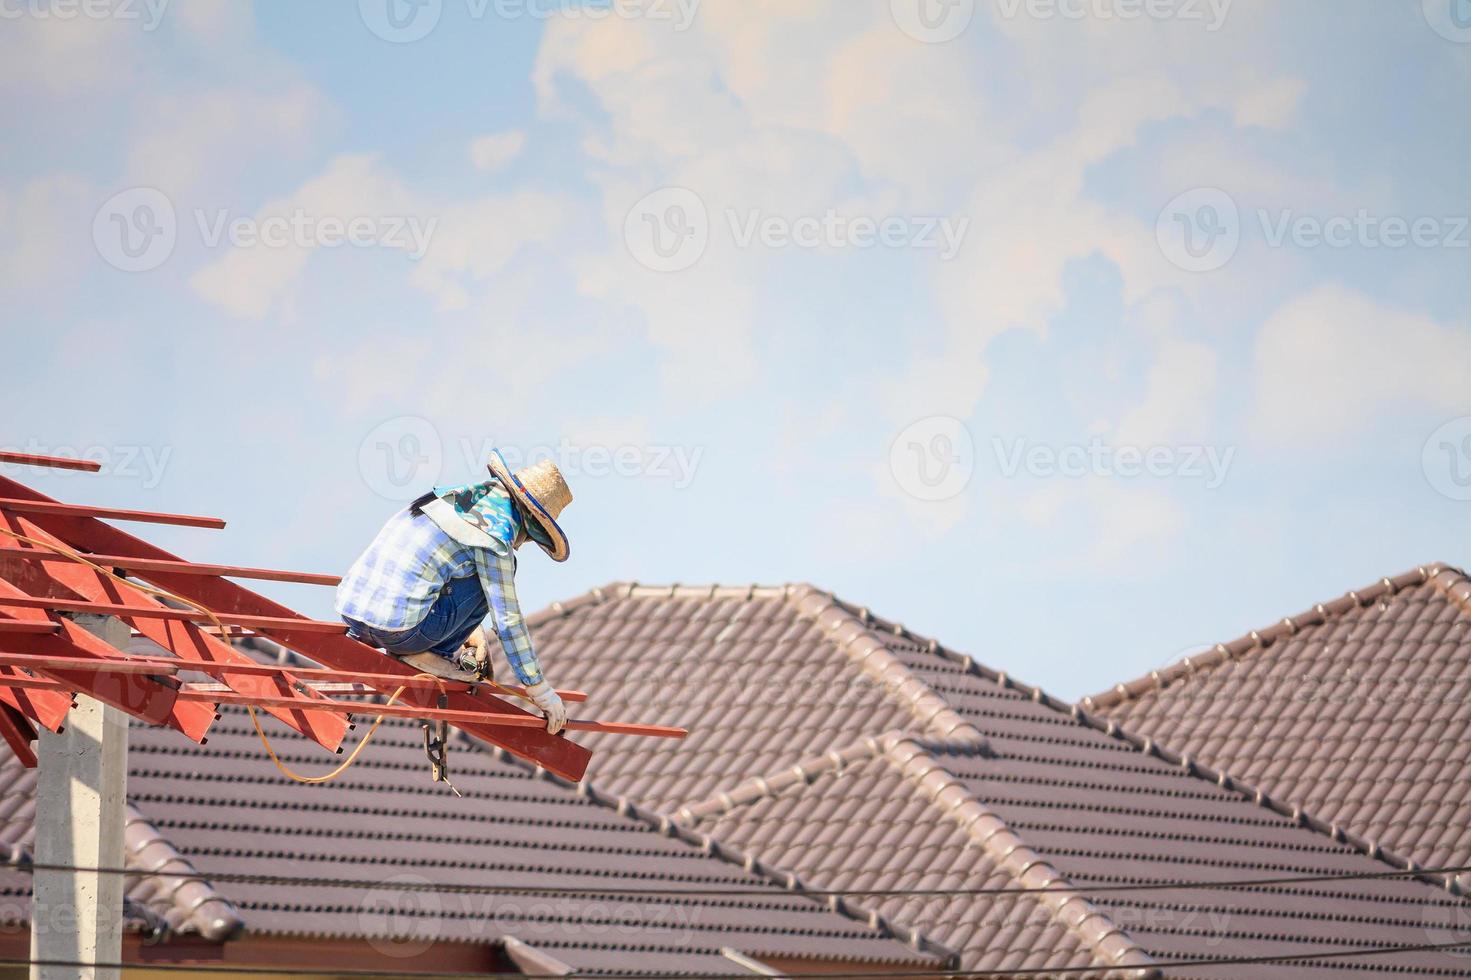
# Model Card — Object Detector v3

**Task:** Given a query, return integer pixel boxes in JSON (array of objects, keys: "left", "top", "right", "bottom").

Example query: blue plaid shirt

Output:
[{"left": 335, "top": 505, "right": 544, "bottom": 686}]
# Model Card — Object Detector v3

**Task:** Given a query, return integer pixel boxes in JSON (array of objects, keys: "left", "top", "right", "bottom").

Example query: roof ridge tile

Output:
[
  {"left": 465, "top": 738, "right": 959, "bottom": 968},
  {"left": 782, "top": 588, "right": 1471, "bottom": 899},
  {"left": 1081, "top": 563, "right": 1459, "bottom": 712},
  {"left": 786, "top": 586, "right": 991, "bottom": 746},
  {"left": 670, "top": 730, "right": 1154, "bottom": 976},
  {"left": 123, "top": 801, "right": 244, "bottom": 941},
  {"left": 871, "top": 732, "right": 1157, "bottom": 977}
]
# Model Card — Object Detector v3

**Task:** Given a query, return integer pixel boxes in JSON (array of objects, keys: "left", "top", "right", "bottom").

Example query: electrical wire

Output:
[{"left": 4, "top": 857, "right": 1471, "bottom": 900}]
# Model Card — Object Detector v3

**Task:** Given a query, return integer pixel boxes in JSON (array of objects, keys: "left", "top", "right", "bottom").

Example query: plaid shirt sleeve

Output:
[{"left": 472, "top": 546, "right": 544, "bottom": 687}]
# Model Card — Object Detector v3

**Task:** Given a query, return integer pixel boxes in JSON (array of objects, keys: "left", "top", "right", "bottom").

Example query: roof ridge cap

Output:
[
  {"left": 523, "top": 581, "right": 630, "bottom": 628},
  {"left": 526, "top": 582, "right": 804, "bottom": 627},
  {"left": 786, "top": 586, "right": 991, "bottom": 746},
  {"left": 671, "top": 728, "right": 991, "bottom": 825},
  {"left": 464, "top": 739, "right": 957, "bottom": 966},
  {"left": 1082, "top": 563, "right": 1454, "bottom": 712},
  {"left": 124, "top": 801, "right": 244, "bottom": 941},
  {"left": 1427, "top": 563, "right": 1471, "bottom": 619},
  {"left": 876, "top": 733, "right": 1156, "bottom": 975}
]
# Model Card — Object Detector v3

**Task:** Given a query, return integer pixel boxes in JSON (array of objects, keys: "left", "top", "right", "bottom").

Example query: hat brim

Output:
[{"left": 487, "top": 452, "right": 570, "bottom": 562}]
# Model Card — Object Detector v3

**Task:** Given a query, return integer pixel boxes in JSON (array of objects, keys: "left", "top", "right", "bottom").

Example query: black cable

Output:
[
  {"left": 10, "top": 936, "right": 1471, "bottom": 978},
  {"left": 7, "top": 857, "right": 1471, "bottom": 900}
]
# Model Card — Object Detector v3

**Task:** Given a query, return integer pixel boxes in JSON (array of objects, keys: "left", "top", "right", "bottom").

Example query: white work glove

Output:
[{"left": 525, "top": 680, "right": 566, "bottom": 736}]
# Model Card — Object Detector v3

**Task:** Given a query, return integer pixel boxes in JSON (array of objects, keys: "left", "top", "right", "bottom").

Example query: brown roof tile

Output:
[
  {"left": 530, "top": 580, "right": 1471, "bottom": 977},
  {"left": 0, "top": 688, "right": 940, "bottom": 975},
  {"left": 1086, "top": 563, "right": 1471, "bottom": 890}
]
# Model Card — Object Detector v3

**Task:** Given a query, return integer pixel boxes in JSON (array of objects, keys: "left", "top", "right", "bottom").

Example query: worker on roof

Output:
[{"left": 336, "top": 449, "right": 571, "bottom": 735}]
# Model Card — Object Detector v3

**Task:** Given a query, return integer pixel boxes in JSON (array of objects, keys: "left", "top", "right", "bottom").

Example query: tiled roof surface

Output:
[
  {"left": 0, "top": 701, "right": 936, "bottom": 976},
  {"left": 530, "top": 582, "right": 1471, "bottom": 977},
  {"left": 0, "top": 760, "right": 241, "bottom": 940},
  {"left": 1085, "top": 563, "right": 1471, "bottom": 892}
]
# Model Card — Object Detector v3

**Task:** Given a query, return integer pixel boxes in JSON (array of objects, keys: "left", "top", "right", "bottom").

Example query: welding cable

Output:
[{"left": 0, "top": 526, "right": 435, "bottom": 786}]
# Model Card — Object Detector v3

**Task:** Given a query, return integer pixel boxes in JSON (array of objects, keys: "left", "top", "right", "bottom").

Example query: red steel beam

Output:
[
  {"left": 0, "top": 673, "right": 684, "bottom": 738},
  {"left": 0, "top": 498, "right": 226, "bottom": 531},
  {"left": 0, "top": 666, "right": 71, "bottom": 733},
  {"left": 10, "top": 550, "right": 341, "bottom": 587},
  {"left": 170, "top": 689, "right": 685, "bottom": 738},
  {"left": 0, "top": 621, "right": 59, "bottom": 635},
  {"left": 0, "top": 452, "right": 101, "bottom": 473},
  {"left": 0, "top": 653, "right": 183, "bottom": 675},
  {"left": 0, "top": 650, "right": 590, "bottom": 702},
  {"left": 0, "top": 596, "right": 346, "bottom": 633},
  {"left": 0, "top": 704, "right": 37, "bottom": 768},
  {"left": 0, "top": 474, "right": 594, "bottom": 781},
  {"left": 0, "top": 518, "right": 350, "bottom": 752}
]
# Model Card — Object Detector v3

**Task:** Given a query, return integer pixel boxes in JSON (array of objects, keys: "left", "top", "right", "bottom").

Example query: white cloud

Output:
[
  {"left": 408, "top": 188, "right": 572, "bottom": 311},
  {"left": 1115, "top": 338, "right": 1220, "bottom": 447},
  {"left": 189, "top": 153, "right": 572, "bottom": 319},
  {"left": 470, "top": 131, "right": 527, "bottom": 173},
  {"left": 127, "top": 85, "right": 329, "bottom": 199},
  {"left": 1249, "top": 284, "right": 1471, "bottom": 445},
  {"left": 188, "top": 154, "right": 413, "bottom": 319},
  {"left": 1232, "top": 77, "right": 1307, "bottom": 130},
  {"left": 1010, "top": 479, "right": 1188, "bottom": 576},
  {"left": 0, "top": 12, "right": 143, "bottom": 95},
  {"left": 0, "top": 175, "right": 92, "bottom": 291}
]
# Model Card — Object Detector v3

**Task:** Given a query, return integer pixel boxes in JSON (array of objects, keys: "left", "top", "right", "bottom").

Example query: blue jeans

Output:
[{"left": 343, "top": 575, "right": 489, "bottom": 659}]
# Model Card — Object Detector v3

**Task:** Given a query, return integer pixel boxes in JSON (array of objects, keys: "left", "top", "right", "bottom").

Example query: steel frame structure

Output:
[{"left": 0, "top": 453, "right": 684, "bottom": 780}]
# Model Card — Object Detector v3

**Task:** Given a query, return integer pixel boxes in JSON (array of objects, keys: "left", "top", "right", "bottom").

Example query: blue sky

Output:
[{"left": 3, "top": 0, "right": 1469, "bottom": 701}]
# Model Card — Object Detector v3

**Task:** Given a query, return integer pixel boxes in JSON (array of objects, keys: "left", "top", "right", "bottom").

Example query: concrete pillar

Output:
[{"left": 30, "top": 615, "right": 130, "bottom": 980}]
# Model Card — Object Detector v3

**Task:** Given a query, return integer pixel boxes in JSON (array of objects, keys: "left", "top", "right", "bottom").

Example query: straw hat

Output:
[{"left": 487, "top": 450, "right": 572, "bottom": 562}]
